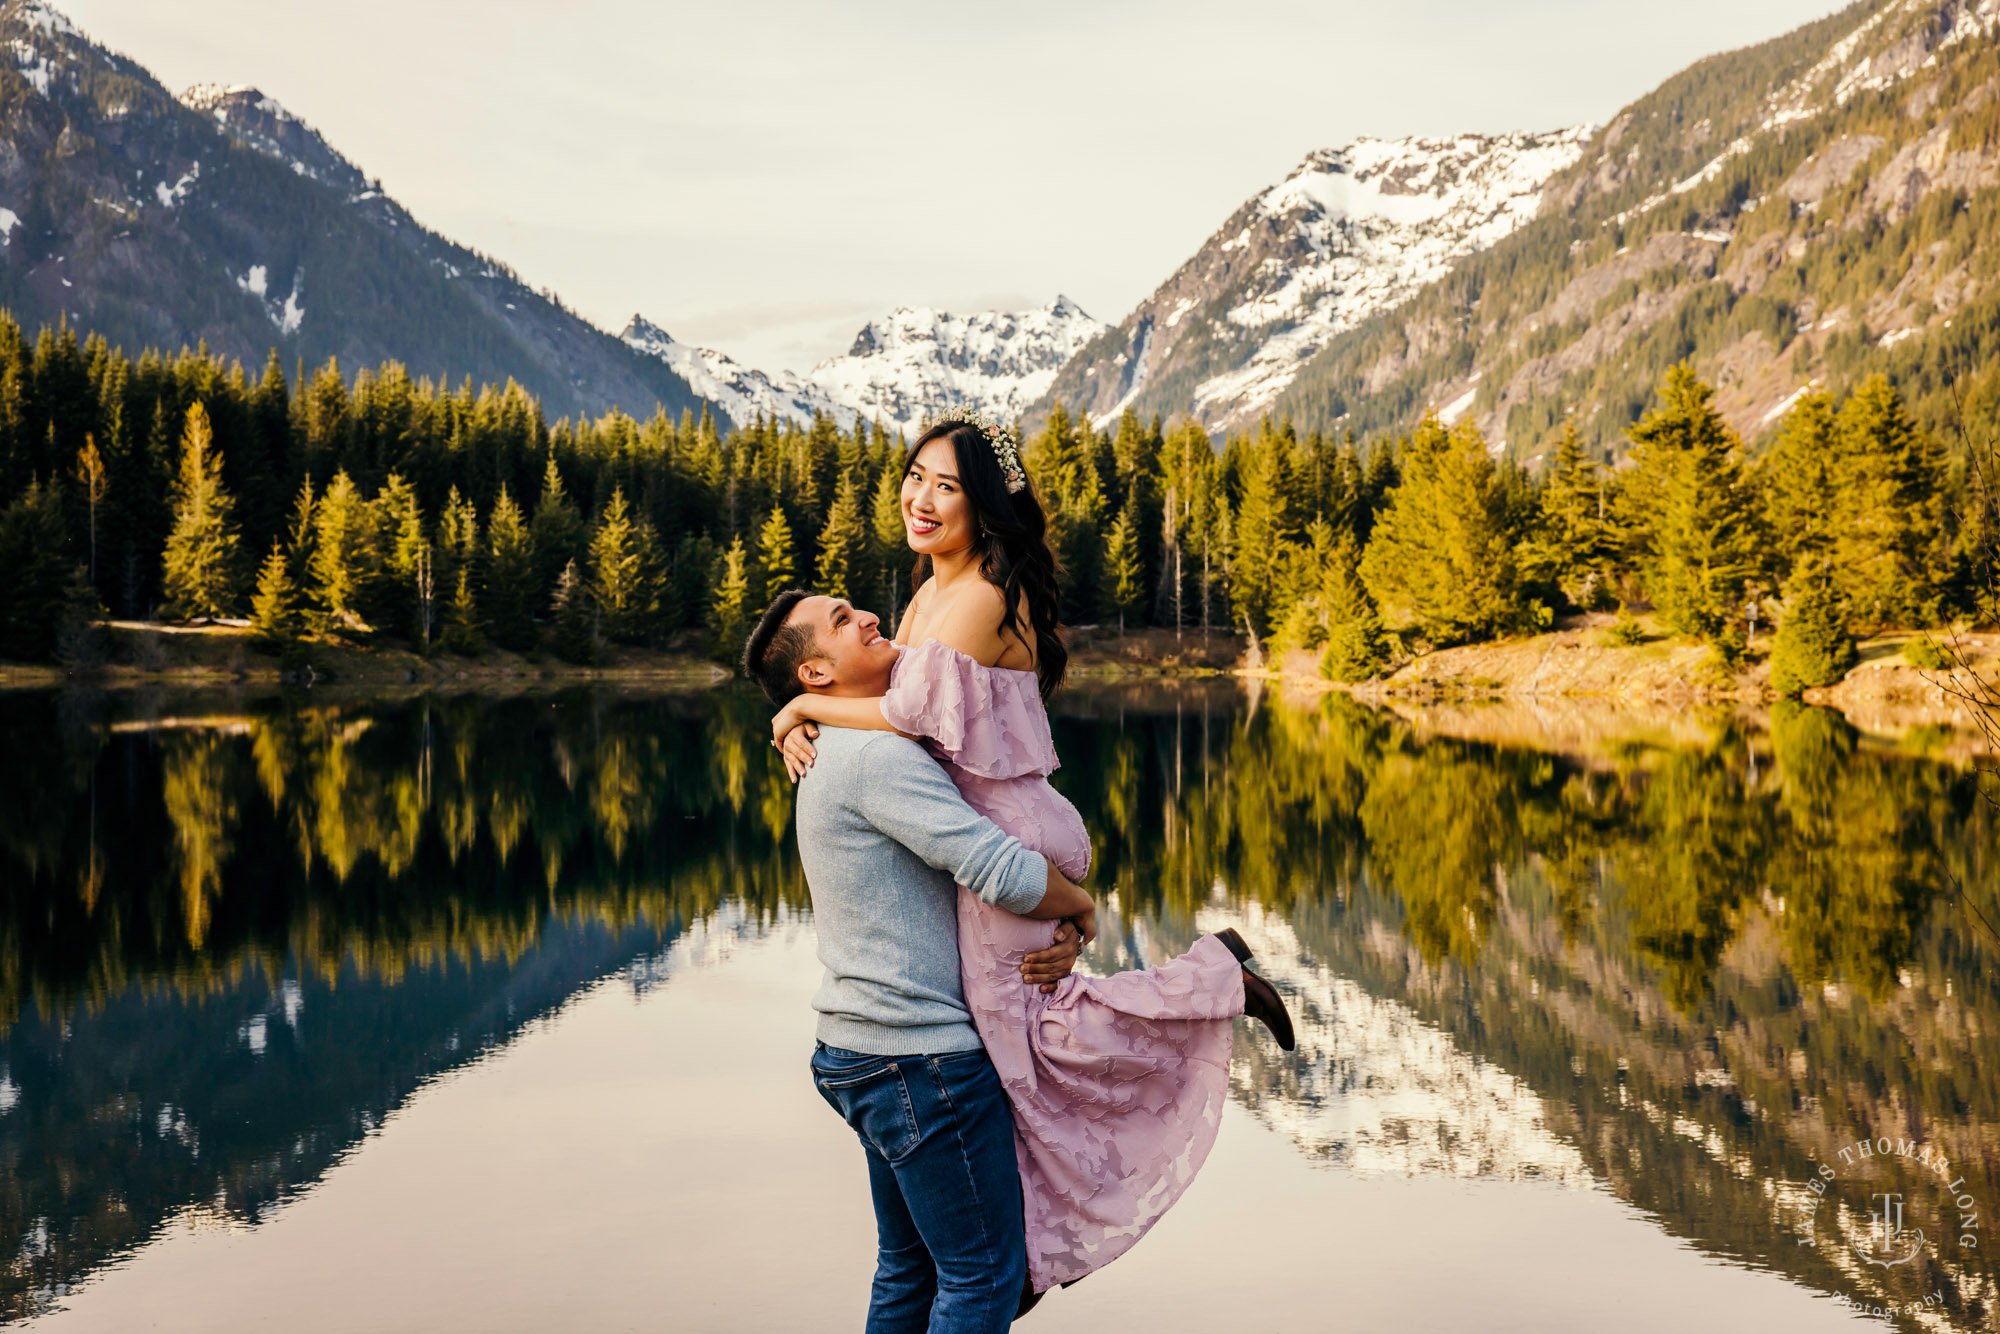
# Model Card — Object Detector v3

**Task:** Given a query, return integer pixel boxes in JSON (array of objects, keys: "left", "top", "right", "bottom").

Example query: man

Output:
[{"left": 743, "top": 589, "right": 1094, "bottom": 1334}]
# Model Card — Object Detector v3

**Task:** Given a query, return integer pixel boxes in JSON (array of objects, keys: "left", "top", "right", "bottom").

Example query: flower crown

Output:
[{"left": 926, "top": 408, "right": 1026, "bottom": 494}]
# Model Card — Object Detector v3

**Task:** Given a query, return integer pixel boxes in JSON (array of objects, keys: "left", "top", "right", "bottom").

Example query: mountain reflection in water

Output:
[{"left": 0, "top": 685, "right": 1993, "bottom": 1329}]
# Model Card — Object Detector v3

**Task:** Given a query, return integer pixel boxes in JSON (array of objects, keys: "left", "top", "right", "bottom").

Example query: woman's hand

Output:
[
  {"left": 775, "top": 717, "right": 819, "bottom": 783},
  {"left": 770, "top": 700, "right": 805, "bottom": 749}
]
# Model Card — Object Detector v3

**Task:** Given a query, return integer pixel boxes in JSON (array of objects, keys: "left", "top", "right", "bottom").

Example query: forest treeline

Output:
[{"left": 0, "top": 315, "right": 1984, "bottom": 687}]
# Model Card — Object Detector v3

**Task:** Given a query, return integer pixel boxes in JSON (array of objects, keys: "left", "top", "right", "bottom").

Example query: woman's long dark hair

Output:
[{"left": 904, "top": 420, "right": 1068, "bottom": 699}]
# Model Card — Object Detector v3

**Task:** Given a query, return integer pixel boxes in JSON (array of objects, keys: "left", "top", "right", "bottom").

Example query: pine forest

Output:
[{"left": 0, "top": 315, "right": 1986, "bottom": 693}]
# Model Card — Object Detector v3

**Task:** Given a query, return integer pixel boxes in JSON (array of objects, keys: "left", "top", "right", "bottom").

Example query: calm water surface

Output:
[{"left": 2, "top": 684, "right": 1995, "bottom": 1332}]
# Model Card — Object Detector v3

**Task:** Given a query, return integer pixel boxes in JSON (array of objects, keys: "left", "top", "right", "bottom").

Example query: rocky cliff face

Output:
[
  {"left": 0, "top": 0, "right": 701, "bottom": 424},
  {"left": 1039, "top": 130, "right": 1591, "bottom": 432}
]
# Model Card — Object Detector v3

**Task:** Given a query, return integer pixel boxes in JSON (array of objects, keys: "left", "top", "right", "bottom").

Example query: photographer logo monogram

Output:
[{"left": 1801, "top": 1134, "right": 1983, "bottom": 1270}]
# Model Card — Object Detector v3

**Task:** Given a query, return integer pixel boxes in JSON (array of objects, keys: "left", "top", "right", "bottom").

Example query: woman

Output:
[{"left": 768, "top": 412, "right": 1295, "bottom": 1298}]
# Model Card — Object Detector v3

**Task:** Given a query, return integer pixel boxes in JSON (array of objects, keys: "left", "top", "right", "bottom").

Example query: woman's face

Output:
[{"left": 901, "top": 437, "right": 975, "bottom": 557}]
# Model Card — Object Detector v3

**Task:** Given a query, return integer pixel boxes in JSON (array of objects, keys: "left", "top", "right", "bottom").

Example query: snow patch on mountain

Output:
[
  {"left": 622, "top": 316, "right": 854, "bottom": 429},
  {"left": 1191, "top": 128, "right": 1593, "bottom": 423},
  {"left": 16, "top": 0, "right": 76, "bottom": 37},
  {"left": 234, "top": 263, "right": 304, "bottom": 336},
  {"left": 807, "top": 296, "right": 1105, "bottom": 432},
  {"left": 4, "top": 0, "right": 77, "bottom": 96},
  {"left": 154, "top": 161, "right": 198, "bottom": 208}
]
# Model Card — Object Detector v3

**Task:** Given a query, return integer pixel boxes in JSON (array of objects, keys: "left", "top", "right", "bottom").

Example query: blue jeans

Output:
[{"left": 811, "top": 1042, "right": 1026, "bottom": 1334}]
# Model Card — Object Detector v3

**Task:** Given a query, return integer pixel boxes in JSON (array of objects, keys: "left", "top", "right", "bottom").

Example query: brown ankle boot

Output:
[
  {"left": 1213, "top": 928, "right": 1295, "bottom": 1050},
  {"left": 1241, "top": 968, "right": 1296, "bottom": 1050}
]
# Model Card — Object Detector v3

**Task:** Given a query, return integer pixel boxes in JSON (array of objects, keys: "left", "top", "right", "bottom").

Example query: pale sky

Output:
[{"left": 63, "top": 0, "right": 1845, "bottom": 374}]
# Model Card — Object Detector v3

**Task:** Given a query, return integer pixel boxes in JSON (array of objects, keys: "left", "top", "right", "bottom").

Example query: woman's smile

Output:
[{"left": 900, "top": 438, "right": 970, "bottom": 552}]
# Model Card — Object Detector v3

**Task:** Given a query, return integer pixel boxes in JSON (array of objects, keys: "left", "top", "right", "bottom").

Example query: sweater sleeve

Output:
[{"left": 849, "top": 734, "right": 1048, "bottom": 915}]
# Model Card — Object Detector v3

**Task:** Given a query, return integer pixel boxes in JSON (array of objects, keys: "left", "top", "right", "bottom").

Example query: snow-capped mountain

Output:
[
  {"left": 0, "top": 0, "right": 702, "bottom": 423},
  {"left": 1266, "top": 0, "right": 2000, "bottom": 453},
  {"left": 1042, "top": 129, "right": 1592, "bottom": 431},
  {"left": 621, "top": 315, "right": 855, "bottom": 429},
  {"left": 624, "top": 296, "right": 1104, "bottom": 433},
  {"left": 810, "top": 296, "right": 1104, "bottom": 432}
]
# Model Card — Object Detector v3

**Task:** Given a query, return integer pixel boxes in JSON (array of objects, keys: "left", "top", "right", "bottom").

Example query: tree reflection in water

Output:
[{"left": 0, "top": 685, "right": 1993, "bottom": 1328}]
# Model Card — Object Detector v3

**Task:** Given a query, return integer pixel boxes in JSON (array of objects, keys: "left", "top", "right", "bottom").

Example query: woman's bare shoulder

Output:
[{"left": 930, "top": 578, "right": 1031, "bottom": 668}]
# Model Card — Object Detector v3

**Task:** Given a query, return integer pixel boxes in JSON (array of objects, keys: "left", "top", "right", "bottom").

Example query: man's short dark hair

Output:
[{"left": 743, "top": 589, "right": 818, "bottom": 705}]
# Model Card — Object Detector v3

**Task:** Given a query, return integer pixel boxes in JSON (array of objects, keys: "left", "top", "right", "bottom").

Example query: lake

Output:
[{"left": 2, "top": 683, "right": 1994, "bottom": 1332}]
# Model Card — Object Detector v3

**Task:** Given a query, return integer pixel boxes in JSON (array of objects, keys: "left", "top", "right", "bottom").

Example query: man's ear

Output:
[{"left": 796, "top": 656, "right": 835, "bottom": 689}]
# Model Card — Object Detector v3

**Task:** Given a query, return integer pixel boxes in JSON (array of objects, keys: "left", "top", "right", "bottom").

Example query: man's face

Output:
[{"left": 789, "top": 595, "right": 898, "bottom": 695}]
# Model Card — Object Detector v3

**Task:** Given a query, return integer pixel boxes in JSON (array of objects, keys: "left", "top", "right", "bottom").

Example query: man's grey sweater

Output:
[{"left": 794, "top": 725, "right": 1048, "bottom": 1055}]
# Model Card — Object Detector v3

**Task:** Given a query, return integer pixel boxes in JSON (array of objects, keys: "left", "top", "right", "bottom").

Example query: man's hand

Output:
[
  {"left": 1020, "top": 920, "right": 1081, "bottom": 994},
  {"left": 1069, "top": 905, "right": 1097, "bottom": 948}
]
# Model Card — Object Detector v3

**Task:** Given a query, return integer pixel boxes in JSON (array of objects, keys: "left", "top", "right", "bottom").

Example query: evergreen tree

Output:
[
  {"left": 1270, "top": 519, "right": 1388, "bottom": 680},
  {"left": 437, "top": 485, "right": 481, "bottom": 589},
  {"left": 1758, "top": 390, "right": 1837, "bottom": 570},
  {"left": 1229, "top": 437, "right": 1292, "bottom": 639},
  {"left": 1357, "top": 441, "right": 1400, "bottom": 547},
  {"left": 250, "top": 541, "right": 302, "bottom": 650},
  {"left": 1770, "top": 567, "right": 1858, "bottom": 697},
  {"left": 1619, "top": 365, "right": 1762, "bottom": 641},
  {"left": 285, "top": 476, "right": 317, "bottom": 582},
  {"left": 1829, "top": 375, "right": 1946, "bottom": 630},
  {"left": 530, "top": 455, "right": 583, "bottom": 607},
  {"left": 0, "top": 478, "right": 70, "bottom": 660},
  {"left": 755, "top": 507, "right": 799, "bottom": 605},
  {"left": 1321, "top": 601, "right": 1389, "bottom": 684},
  {"left": 444, "top": 566, "right": 485, "bottom": 655},
  {"left": 710, "top": 535, "right": 753, "bottom": 660},
  {"left": 309, "top": 470, "right": 379, "bottom": 628},
  {"left": 587, "top": 486, "right": 660, "bottom": 644},
  {"left": 374, "top": 472, "right": 427, "bottom": 640},
  {"left": 816, "top": 474, "right": 866, "bottom": 602},
  {"left": 551, "top": 557, "right": 596, "bottom": 665},
  {"left": 868, "top": 463, "right": 908, "bottom": 624},
  {"left": 1359, "top": 414, "right": 1518, "bottom": 642},
  {"left": 161, "top": 403, "right": 243, "bottom": 619},
  {"left": 1099, "top": 507, "right": 1144, "bottom": 634},
  {"left": 1517, "top": 424, "right": 1618, "bottom": 609},
  {"left": 1032, "top": 402, "right": 1107, "bottom": 622},
  {"left": 485, "top": 485, "right": 537, "bottom": 651}
]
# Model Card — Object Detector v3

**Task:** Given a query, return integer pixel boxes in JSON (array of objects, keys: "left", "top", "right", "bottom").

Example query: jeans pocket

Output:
[{"left": 814, "top": 1058, "right": 922, "bottom": 1163}]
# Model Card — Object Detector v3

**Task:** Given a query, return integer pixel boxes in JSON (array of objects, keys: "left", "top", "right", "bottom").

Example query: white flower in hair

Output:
[{"left": 924, "top": 409, "right": 1027, "bottom": 494}]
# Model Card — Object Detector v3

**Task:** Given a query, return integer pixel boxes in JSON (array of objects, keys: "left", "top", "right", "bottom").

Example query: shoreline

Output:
[
  {"left": 0, "top": 621, "right": 727, "bottom": 691},
  {"left": 5, "top": 620, "right": 1993, "bottom": 736}
]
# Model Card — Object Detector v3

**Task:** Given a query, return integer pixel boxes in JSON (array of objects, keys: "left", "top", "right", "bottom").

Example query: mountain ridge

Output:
[
  {"left": 623, "top": 295, "right": 1104, "bottom": 432},
  {"left": 1037, "top": 129, "right": 1592, "bottom": 433},
  {"left": 0, "top": 0, "right": 704, "bottom": 425},
  {"left": 1266, "top": 0, "right": 2000, "bottom": 457}
]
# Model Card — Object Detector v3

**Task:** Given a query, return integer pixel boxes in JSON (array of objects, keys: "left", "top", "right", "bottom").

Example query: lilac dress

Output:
[{"left": 879, "top": 638, "right": 1244, "bottom": 1292}]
